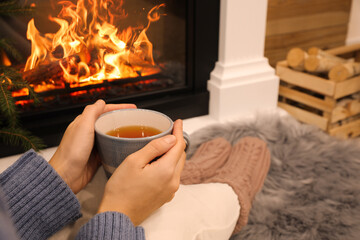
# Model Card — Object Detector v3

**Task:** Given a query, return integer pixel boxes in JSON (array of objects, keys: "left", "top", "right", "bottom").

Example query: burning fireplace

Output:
[{"left": 1, "top": 0, "right": 220, "bottom": 156}]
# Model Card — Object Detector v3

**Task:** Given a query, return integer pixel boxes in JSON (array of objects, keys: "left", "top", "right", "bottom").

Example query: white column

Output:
[
  {"left": 346, "top": 0, "right": 360, "bottom": 45},
  {"left": 208, "top": 0, "right": 279, "bottom": 121}
]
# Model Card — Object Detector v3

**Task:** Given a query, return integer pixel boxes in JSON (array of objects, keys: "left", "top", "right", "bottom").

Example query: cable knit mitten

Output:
[
  {"left": 180, "top": 137, "right": 231, "bottom": 185},
  {"left": 204, "top": 136, "right": 271, "bottom": 234}
]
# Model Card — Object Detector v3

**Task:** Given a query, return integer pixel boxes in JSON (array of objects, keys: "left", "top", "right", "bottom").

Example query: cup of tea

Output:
[{"left": 94, "top": 108, "right": 190, "bottom": 178}]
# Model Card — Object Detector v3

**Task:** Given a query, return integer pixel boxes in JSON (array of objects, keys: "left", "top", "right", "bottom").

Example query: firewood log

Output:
[
  {"left": 22, "top": 50, "right": 91, "bottom": 84},
  {"left": 22, "top": 48, "right": 161, "bottom": 84},
  {"left": 304, "top": 55, "right": 351, "bottom": 73},
  {"left": 328, "top": 62, "right": 360, "bottom": 82},
  {"left": 304, "top": 47, "right": 350, "bottom": 73},
  {"left": 307, "top": 47, "right": 347, "bottom": 62},
  {"left": 286, "top": 47, "right": 308, "bottom": 71},
  {"left": 22, "top": 61, "right": 63, "bottom": 85}
]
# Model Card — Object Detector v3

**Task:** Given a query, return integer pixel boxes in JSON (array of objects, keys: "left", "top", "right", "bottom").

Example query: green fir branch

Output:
[
  {"left": 0, "top": 1, "right": 35, "bottom": 16},
  {"left": 0, "top": 66, "right": 40, "bottom": 104},
  {"left": 0, "top": 74, "right": 45, "bottom": 151},
  {"left": 0, "top": 0, "right": 44, "bottom": 153},
  {"left": 0, "top": 74, "right": 18, "bottom": 127},
  {"left": 10, "top": 81, "right": 39, "bottom": 105},
  {"left": 0, "top": 66, "right": 23, "bottom": 81},
  {"left": 0, "top": 127, "right": 45, "bottom": 151},
  {"left": 0, "top": 38, "right": 23, "bottom": 61},
  {"left": 0, "top": 0, "right": 17, "bottom": 7}
]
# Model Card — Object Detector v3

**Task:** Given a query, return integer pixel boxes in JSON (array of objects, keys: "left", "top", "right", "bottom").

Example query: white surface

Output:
[
  {"left": 218, "top": 0, "right": 268, "bottom": 61},
  {"left": 0, "top": 146, "right": 57, "bottom": 173},
  {"left": 141, "top": 183, "right": 240, "bottom": 240},
  {"left": 346, "top": 0, "right": 360, "bottom": 45},
  {"left": 49, "top": 166, "right": 241, "bottom": 240}
]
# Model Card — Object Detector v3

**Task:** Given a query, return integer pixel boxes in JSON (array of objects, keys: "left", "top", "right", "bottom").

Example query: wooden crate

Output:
[{"left": 276, "top": 44, "right": 360, "bottom": 139}]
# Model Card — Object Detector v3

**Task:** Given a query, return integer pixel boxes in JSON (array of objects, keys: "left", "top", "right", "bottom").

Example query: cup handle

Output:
[{"left": 183, "top": 131, "right": 190, "bottom": 152}]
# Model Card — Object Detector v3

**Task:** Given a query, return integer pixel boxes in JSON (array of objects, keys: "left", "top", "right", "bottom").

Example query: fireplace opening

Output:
[{"left": 0, "top": 0, "right": 220, "bottom": 157}]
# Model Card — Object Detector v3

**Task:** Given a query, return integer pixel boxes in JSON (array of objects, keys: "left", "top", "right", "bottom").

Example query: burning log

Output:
[
  {"left": 22, "top": 1, "right": 164, "bottom": 87},
  {"left": 23, "top": 60, "right": 63, "bottom": 85},
  {"left": 22, "top": 51, "right": 90, "bottom": 85},
  {"left": 22, "top": 50, "right": 161, "bottom": 86}
]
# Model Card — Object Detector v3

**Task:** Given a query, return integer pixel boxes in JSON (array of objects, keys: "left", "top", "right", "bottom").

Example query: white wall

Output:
[{"left": 347, "top": 0, "right": 360, "bottom": 45}]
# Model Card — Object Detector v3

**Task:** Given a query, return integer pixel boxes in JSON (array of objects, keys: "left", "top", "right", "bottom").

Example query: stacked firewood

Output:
[
  {"left": 286, "top": 46, "right": 360, "bottom": 82},
  {"left": 276, "top": 44, "right": 360, "bottom": 138}
]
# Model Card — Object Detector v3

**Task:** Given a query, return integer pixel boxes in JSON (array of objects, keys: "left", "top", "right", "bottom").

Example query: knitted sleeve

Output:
[
  {"left": 0, "top": 189, "right": 19, "bottom": 240},
  {"left": 0, "top": 149, "right": 82, "bottom": 239},
  {"left": 76, "top": 212, "right": 145, "bottom": 239}
]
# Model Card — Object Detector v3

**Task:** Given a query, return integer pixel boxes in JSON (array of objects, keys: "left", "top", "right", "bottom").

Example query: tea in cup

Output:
[{"left": 95, "top": 108, "right": 190, "bottom": 178}]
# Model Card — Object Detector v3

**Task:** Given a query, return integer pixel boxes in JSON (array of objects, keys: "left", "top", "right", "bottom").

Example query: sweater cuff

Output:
[
  {"left": 0, "top": 149, "right": 82, "bottom": 239},
  {"left": 76, "top": 212, "right": 145, "bottom": 240}
]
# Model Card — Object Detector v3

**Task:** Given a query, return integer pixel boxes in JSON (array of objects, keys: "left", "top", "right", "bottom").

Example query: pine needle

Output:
[
  {"left": 0, "top": 38, "right": 23, "bottom": 62},
  {"left": 0, "top": 1, "right": 35, "bottom": 16},
  {"left": 1, "top": 66, "right": 40, "bottom": 104},
  {"left": 0, "top": 127, "right": 46, "bottom": 151},
  {"left": 0, "top": 74, "right": 18, "bottom": 126},
  {"left": 0, "top": 0, "right": 44, "bottom": 153}
]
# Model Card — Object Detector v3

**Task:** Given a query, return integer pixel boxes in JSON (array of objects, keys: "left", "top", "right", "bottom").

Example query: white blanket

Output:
[{"left": 50, "top": 167, "right": 240, "bottom": 240}]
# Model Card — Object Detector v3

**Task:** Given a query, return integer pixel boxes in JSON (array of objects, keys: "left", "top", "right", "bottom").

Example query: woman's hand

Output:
[
  {"left": 49, "top": 99, "right": 136, "bottom": 194},
  {"left": 97, "top": 119, "right": 186, "bottom": 226}
]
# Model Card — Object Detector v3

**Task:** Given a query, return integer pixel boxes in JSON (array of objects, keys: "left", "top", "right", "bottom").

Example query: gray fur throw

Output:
[{"left": 187, "top": 114, "right": 360, "bottom": 240}]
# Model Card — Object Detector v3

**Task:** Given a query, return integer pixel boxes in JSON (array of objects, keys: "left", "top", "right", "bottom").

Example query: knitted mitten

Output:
[
  {"left": 180, "top": 137, "right": 231, "bottom": 185},
  {"left": 204, "top": 136, "right": 271, "bottom": 234}
]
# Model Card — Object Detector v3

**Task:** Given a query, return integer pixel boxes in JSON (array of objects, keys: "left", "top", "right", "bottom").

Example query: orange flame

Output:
[
  {"left": 24, "top": 0, "right": 164, "bottom": 86},
  {"left": 1, "top": 50, "right": 12, "bottom": 66}
]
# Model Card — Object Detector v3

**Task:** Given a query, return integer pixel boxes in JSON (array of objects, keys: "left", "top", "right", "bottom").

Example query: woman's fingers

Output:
[
  {"left": 174, "top": 151, "right": 186, "bottom": 180},
  {"left": 80, "top": 99, "right": 106, "bottom": 125},
  {"left": 77, "top": 100, "right": 136, "bottom": 129},
  {"left": 104, "top": 103, "right": 137, "bottom": 112},
  {"left": 99, "top": 119, "right": 187, "bottom": 225},
  {"left": 126, "top": 134, "right": 177, "bottom": 167},
  {"left": 157, "top": 120, "right": 186, "bottom": 168}
]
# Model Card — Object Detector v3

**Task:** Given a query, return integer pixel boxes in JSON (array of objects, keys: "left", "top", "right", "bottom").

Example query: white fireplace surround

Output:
[
  {"left": 208, "top": 0, "right": 279, "bottom": 122},
  {"left": 0, "top": 0, "right": 360, "bottom": 166}
]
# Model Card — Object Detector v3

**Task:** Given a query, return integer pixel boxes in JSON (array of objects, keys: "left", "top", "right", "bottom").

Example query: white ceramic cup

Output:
[{"left": 95, "top": 108, "right": 190, "bottom": 178}]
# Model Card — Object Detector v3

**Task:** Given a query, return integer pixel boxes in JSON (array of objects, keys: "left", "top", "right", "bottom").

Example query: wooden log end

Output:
[
  {"left": 286, "top": 47, "right": 307, "bottom": 69},
  {"left": 304, "top": 55, "right": 320, "bottom": 72},
  {"left": 329, "top": 62, "right": 360, "bottom": 81},
  {"left": 328, "top": 64, "right": 349, "bottom": 82},
  {"left": 308, "top": 46, "right": 348, "bottom": 63},
  {"left": 308, "top": 47, "right": 320, "bottom": 55}
]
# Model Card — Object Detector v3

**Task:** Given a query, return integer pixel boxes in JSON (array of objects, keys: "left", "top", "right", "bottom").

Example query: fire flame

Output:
[
  {"left": 1, "top": 50, "right": 12, "bottom": 66},
  {"left": 24, "top": 0, "right": 164, "bottom": 87}
]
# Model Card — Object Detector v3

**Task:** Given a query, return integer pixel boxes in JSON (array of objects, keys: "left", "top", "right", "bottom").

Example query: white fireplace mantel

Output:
[{"left": 207, "top": 0, "right": 279, "bottom": 121}]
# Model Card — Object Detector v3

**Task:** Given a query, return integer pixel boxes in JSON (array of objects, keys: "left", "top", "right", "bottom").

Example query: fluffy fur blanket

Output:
[{"left": 187, "top": 114, "right": 360, "bottom": 240}]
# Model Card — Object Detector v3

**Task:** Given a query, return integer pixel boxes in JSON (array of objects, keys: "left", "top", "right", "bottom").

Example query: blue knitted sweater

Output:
[{"left": 0, "top": 150, "right": 145, "bottom": 239}]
